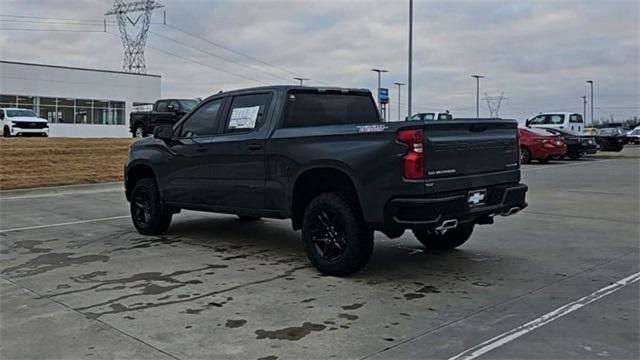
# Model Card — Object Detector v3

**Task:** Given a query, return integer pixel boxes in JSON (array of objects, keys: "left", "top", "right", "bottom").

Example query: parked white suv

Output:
[{"left": 1, "top": 108, "right": 49, "bottom": 137}]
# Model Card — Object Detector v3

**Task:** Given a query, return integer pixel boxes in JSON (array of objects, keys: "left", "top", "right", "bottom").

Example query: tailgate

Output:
[{"left": 423, "top": 120, "right": 519, "bottom": 179}]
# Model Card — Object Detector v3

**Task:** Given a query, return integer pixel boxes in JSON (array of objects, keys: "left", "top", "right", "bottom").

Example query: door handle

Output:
[{"left": 247, "top": 143, "right": 263, "bottom": 151}]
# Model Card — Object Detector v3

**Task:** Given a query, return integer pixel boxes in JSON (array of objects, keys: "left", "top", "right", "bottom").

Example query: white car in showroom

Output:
[{"left": 1, "top": 108, "right": 49, "bottom": 137}]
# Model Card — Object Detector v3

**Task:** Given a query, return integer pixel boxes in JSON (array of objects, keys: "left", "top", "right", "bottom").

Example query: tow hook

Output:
[
  {"left": 435, "top": 219, "right": 458, "bottom": 233},
  {"left": 501, "top": 207, "right": 520, "bottom": 217}
]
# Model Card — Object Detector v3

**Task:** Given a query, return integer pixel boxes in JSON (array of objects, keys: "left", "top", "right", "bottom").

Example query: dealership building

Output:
[{"left": 0, "top": 60, "right": 161, "bottom": 137}]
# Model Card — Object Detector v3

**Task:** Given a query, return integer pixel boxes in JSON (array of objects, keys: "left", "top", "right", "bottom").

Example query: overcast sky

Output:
[{"left": 0, "top": 0, "right": 638, "bottom": 120}]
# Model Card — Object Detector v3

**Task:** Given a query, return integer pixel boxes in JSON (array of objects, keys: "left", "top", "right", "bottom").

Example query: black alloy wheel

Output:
[
  {"left": 130, "top": 178, "right": 172, "bottom": 235},
  {"left": 310, "top": 209, "right": 347, "bottom": 262},
  {"left": 302, "top": 193, "right": 373, "bottom": 276}
]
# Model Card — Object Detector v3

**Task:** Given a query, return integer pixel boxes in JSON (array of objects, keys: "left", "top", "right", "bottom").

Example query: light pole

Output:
[
  {"left": 581, "top": 95, "right": 587, "bottom": 123},
  {"left": 394, "top": 82, "right": 405, "bottom": 121},
  {"left": 294, "top": 77, "right": 309, "bottom": 85},
  {"left": 471, "top": 75, "right": 484, "bottom": 118},
  {"left": 408, "top": 0, "right": 413, "bottom": 119},
  {"left": 586, "top": 80, "right": 594, "bottom": 127},
  {"left": 372, "top": 68, "right": 388, "bottom": 116}
]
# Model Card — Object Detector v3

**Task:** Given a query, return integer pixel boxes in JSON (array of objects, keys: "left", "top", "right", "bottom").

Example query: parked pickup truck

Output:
[
  {"left": 124, "top": 86, "right": 528, "bottom": 276},
  {"left": 129, "top": 98, "right": 199, "bottom": 138}
]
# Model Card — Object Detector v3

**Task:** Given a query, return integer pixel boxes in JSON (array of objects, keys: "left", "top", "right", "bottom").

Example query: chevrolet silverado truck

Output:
[
  {"left": 129, "top": 98, "right": 199, "bottom": 138},
  {"left": 124, "top": 86, "right": 527, "bottom": 276}
]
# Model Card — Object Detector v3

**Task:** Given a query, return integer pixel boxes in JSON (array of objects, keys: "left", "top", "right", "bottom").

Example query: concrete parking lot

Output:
[{"left": 1, "top": 155, "right": 638, "bottom": 359}]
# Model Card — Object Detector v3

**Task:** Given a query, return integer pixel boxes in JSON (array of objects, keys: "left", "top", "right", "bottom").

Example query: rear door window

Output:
[
  {"left": 549, "top": 114, "right": 565, "bottom": 124},
  {"left": 283, "top": 91, "right": 379, "bottom": 128},
  {"left": 224, "top": 93, "right": 272, "bottom": 134},
  {"left": 569, "top": 114, "right": 583, "bottom": 123}
]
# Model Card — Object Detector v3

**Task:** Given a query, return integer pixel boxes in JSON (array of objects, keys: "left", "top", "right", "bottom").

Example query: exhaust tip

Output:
[
  {"left": 501, "top": 207, "right": 520, "bottom": 217},
  {"left": 436, "top": 219, "right": 458, "bottom": 232}
]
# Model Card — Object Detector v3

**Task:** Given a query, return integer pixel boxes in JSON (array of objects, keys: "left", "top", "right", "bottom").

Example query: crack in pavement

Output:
[
  {"left": 0, "top": 275, "right": 182, "bottom": 360},
  {"left": 80, "top": 265, "right": 311, "bottom": 319}
]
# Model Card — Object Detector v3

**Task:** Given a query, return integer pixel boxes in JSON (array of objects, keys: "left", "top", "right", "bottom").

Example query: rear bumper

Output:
[{"left": 384, "top": 183, "right": 528, "bottom": 229}]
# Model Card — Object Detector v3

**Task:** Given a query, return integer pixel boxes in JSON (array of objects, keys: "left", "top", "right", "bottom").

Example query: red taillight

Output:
[{"left": 397, "top": 129, "right": 424, "bottom": 179}]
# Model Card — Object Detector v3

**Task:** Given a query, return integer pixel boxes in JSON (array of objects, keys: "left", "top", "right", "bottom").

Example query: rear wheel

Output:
[
  {"left": 568, "top": 153, "right": 582, "bottom": 160},
  {"left": 133, "top": 124, "right": 145, "bottom": 138},
  {"left": 538, "top": 158, "right": 549, "bottom": 164},
  {"left": 130, "top": 178, "right": 172, "bottom": 235},
  {"left": 302, "top": 193, "right": 373, "bottom": 276},
  {"left": 412, "top": 224, "right": 474, "bottom": 251},
  {"left": 520, "top": 146, "right": 531, "bottom": 164},
  {"left": 3, "top": 126, "right": 10, "bottom": 137}
]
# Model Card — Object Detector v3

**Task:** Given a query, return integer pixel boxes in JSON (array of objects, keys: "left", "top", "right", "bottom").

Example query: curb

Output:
[{"left": 0, "top": 182, "right": 123, "bottom": 197}]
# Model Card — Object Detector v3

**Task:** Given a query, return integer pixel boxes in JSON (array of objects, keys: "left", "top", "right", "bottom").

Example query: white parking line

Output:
[
  {"left": 523, "top": 158, "right": 616, "bottom": 172},
  {"left": 0, "top": 215, "right": 129, "bottom": 233},
  {"left": 448, "top": 271, "right": 640, "bottom": 360},
  {"left": 0, "top": 188, "right": 122, "bottom": 201}
]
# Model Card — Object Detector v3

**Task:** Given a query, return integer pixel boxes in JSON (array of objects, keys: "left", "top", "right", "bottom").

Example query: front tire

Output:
[
  {"left": 412, "top": 224, "right": 474, "bottom": 251},
  {"left": 130, "top": 178, "right": 172, "bottom": 235},
  {"left": 568, "top": 153, "right": 582, "bottom": 160},
  {"left": 3, "top": 126, "right": 11, "bottom": 137},
  {"left": 301, "top": 193, "right": 373, "bottom": 276},
  {"left": 133, "top": 124, "right": 145, "bottom": 138}
]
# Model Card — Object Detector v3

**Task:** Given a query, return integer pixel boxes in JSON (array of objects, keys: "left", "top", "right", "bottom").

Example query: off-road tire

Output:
[
  {"left": 412, "top": 224, "right": 474, "bottom": 251},
  {"left": 130, "top": 178, "right": 172, "bottom": 235},
  {"left": 133, "top": 123, "right": 145, "bottom": 138},
  {"left": 302, "top": 193, "right": 374, "bottom": 276}
]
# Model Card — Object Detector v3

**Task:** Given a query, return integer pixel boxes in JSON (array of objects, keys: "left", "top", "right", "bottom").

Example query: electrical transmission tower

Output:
[
  {"left": 105, "top": 0, "right": 165, "bottom": 74},
  {"left": 483, "top": 92, "right": 506, "bottom": 118}
]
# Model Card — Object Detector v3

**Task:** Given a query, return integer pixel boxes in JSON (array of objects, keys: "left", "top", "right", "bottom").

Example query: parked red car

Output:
[{"left": 518, "top": 128, "right": 567, "bottom": 164}]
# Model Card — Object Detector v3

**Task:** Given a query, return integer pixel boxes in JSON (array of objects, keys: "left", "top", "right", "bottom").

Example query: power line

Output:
[
  {"left": 148, "top": 29, "right": 291, "bottom": 83},
  {"left": 163, "top": 23, "right": 329, "bottom": 85},
  {"left": 0, "top": 13, "right": 322, "bottom": 85},
  {"left": 104, "top": 32, "right": 268, "bottom": 85}
]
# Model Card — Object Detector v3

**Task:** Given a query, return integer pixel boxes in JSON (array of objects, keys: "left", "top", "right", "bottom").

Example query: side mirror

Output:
[
  {"left": 154, "top": 124, "right": 173, "bottom": 141},
  {"left": 525, "top": 119, "right": 530, "bottom": 127}
]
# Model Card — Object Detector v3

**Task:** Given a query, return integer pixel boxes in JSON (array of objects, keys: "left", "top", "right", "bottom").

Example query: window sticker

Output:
[{"left": 229, "top": 106, "right": 260, "bottom": 129}]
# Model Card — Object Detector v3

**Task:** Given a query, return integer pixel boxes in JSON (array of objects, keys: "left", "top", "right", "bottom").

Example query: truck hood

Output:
[{"left": 9, "top": 116, "right": 48, "bottom": 123}]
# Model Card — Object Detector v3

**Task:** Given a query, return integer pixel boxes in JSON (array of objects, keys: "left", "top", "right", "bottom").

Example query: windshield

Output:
[
  {"left": 6, "top": 109, "right": 38, "bottom": 118},
  {"left": 629, "top": 129, "right": 640, "bottom": 135},
  {"left": 178, "top": 100, "right": 198, "bottom": 111},
  {"left": 409, "top": 113, "right": 435, "bottom": 121},
  {"left": 597, "top": 128, "right": 624, "bottom": 136}
]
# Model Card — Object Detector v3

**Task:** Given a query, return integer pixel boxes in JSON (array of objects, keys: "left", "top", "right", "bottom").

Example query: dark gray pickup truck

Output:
[
  {"left": 124, "top": 86, "right": 527, "bottom": 276},
  {"left": 129, "top": 99, "right": 199, "bottom": 138}
]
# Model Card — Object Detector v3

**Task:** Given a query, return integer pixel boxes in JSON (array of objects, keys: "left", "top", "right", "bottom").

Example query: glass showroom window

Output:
[
  {"left": 17, "top": 95, "right": 36, "bottom": 110},
  {"left": 93, "top": 100, "right": 109, "bottom": 125},
  {"left": 0, "top": 94, "right": 17, "bottom": 108},
  {"left": 109, "top": 101, "right": 125, "bottom": 125},
  {"left": 39, "top": 97, "right": 59, "bottom": 122},
  {"left": 57, "top": 98, "right": 75, "bottom": 124},
  {"left": 75, "top": 99, "right": 93, "bottom": 124}
]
